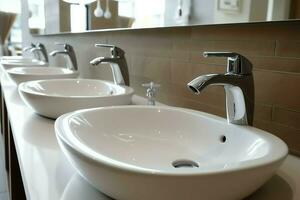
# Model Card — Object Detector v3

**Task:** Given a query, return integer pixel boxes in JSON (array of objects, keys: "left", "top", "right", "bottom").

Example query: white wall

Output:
[
  {"left": 164, "top": 0, "right": 214, "bottom": 26},
  {"left": 249, "top": 0, "right": 268, "bottom": 21},
  {"left": 190, "top": 0, "right": 214, "bottom": 25},
  {"left": 214, "top": 0, "right": 251, "bottom": 23},
  {"left": 0, "top": 0, "right": 21, "bottom": 13},
  {"left": 44, "top": 0, "right": 60, "bottom": 34},
  {"left": 214, "top": 0, "right": 268, "bottom": 24},
  {"left": 267, "top": 0, "right": 291, "bottom": 21}
]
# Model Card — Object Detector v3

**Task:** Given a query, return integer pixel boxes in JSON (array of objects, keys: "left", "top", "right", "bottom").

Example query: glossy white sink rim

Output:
[
  {"left": 1, "top": 55, "right": 24, "bottom": 59},
  {"left": 19, "top": 79, "right": 132, "bottom": 98},
  {"left": 19, "top": 79, "right": 134, "bottom": 118},
  {"left": 0, "top": 56, "right": 36, "bottom": 62},
  {"left": 6, "top": 67, "right": 79, "bottom": 84},
  {"left": 7, "top": 66, "right": 76, "bottom": 75},
  {"left": 1, "top": 59, "right": 48, "bottom": 69},
  {"left": 55, "top": 105, "right": 288, "bottom": 176},
  {"left": 1, "top": 59, "right": 45, "bottom": 65}
]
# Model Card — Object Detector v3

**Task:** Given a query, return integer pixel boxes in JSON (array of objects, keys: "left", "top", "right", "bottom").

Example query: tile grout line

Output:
[{"left": 274, "top": 40, "right": 278, "bottom": 56}]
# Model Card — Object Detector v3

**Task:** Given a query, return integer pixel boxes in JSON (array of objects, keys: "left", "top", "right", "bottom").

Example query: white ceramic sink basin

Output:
[
  {"left": 55, "top": 105, "right": 288, "bottom": 200},
  {"left": 0, "top": 58, "right": 48, "bottom": 69},
  {"left": 19, "top": 79, "right": 134, "bottom": 119},
  {"left": 7, "top": 67, "right": 79, "bottom": 84}
]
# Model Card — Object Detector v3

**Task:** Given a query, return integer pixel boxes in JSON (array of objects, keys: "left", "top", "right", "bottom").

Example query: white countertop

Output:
[{"left": 0, "top": 69, "right": 299, "bottom": 200}]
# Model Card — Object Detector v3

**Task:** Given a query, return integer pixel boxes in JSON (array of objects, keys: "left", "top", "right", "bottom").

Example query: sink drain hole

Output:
[
  {"left": 172, "top": 159, "right": 199, "bottom": 168},
  {"left": 220, "top": 135, "right": 226, "bottom": 143}
]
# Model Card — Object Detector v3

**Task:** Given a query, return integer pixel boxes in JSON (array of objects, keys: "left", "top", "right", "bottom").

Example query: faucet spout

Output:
[
  {"left": 90, "top": 56, "right": 129, "bottom": 86},
  {"left": 90, "top": 57, "right": 117, "bottom": 65},
  {"left": 188, "top": 73, "right": 251, "bottom": 93},
  {"left": 187, "top": 74, "right": 224, "bottom": 94},
  {"left": 49, "top": 50, "right": 66, "bottom": 57}
]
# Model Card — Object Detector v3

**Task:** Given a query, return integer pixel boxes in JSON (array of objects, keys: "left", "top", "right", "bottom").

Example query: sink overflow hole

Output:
[
  {"left": 220, "top": 135, "right": 226, "bottom": 143},
  {"left": 172, "top": 160, "right": 199, "bottom": 168}
]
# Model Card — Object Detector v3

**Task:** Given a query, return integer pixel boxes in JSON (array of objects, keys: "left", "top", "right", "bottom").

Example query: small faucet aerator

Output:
[{"left": 187, "top": 85, "right": 200, "bottom": 94}]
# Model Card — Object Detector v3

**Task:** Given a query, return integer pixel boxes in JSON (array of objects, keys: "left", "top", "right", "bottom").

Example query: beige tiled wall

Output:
[
  {"left": 117, "top": 23, "right": 300, "bottom": 155},
  {"left": 23, "top": 19, "right": 300, "bottom": 155}
]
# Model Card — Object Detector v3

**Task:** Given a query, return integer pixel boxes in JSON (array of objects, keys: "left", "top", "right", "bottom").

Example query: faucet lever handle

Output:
[
  {"left": 203, "top": 52, "right": 239, "bottom": 58},
  {"left": 23, "top": 43, "right": 35, "bottom": 52},
  {"left": 54, "top": 42, "right": 72, "bottom": 50},
  {"left": 36, "top": 43, "right": 45, "bottom": 49},
  {"left": 203, "top": 51, "right": 252, "bottom": 75},
  {"left": 95, "top": 44, "right": 125, "bottom": 58},
  {"left": 95, "top": 44, "right": 115, "bottom": 48},
  {"left": 142, "top": 82, "right": 160, "bottom": 90}
]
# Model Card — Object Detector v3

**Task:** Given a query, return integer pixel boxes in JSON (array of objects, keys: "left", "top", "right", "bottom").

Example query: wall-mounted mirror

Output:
[{"left": 28, "top": 0, "right": 300, "bottom": 35}]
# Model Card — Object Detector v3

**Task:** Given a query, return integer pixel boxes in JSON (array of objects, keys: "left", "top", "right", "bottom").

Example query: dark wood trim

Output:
[
  {"left": 0, "top": 85, "right": 2, "bottom": 135},
  {"left": 290, "top": 150, "right": 300, "bottom": 158},
  {"left": 1, "top": 85, "right": 26, "bottom": 200},
  {"left": 8, "top": 122, "right": 26, "bottom": 200},
  {"left": 2, "top": 96, "right": 9, "bottom": 172}
]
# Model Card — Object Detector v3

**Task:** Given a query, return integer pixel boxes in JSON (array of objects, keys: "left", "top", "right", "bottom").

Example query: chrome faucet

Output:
[
  {"left": 23, "top": 43, "right": 41, "bottom": 61},
  {"left": 30, "top": 43, "right": 49, "bottom": 63},
  {"left": 187, "top": 52, "right": 254, "bottom": 125},
  {"left": 142, "top": 82, "right": 160, "bottom": 105},
  {"left": 49, "top": 43, "right": 78, "bottom": 70},
  {"left": 90, "top": 44, "right": 130, "bottom": 86}
]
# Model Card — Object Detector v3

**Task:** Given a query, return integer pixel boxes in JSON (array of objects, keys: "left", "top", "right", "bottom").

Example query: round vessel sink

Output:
[
  {"left": 7, "top": 66, "right": 79, "bottom": 84},
  {"left": 19, "top": 79, "right": 134, "bottom": 119},
  {"left": 55, "top": 105, "right": 288, "bottom": 200}
]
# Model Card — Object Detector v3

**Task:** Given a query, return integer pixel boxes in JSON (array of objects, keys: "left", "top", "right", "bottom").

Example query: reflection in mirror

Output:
[
  {"left": 28, "top": 0, "right": 45, "bottom": 34},
  {"left": 0, "top": 0, "right": 22, "bottom": 56},
  {"left": 28, "top": 0, "right": 300, "bottom": 35}
]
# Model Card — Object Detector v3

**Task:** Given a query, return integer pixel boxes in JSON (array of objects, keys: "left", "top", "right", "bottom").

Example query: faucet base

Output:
[{"left": 225, "top": 85, "right": 248, "bottom": 125}]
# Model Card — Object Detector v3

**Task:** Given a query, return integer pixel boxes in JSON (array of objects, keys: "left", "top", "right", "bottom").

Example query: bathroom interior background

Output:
[{"left": 16, "top": 0, "right": 300, "bottom": 156}]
